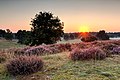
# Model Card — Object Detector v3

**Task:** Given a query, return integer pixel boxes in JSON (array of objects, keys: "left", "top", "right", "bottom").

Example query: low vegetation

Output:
[
  {"left": 0, "top": 40, "right": 25, "bottom": 50},
  {"left": 6, "top": 56, "right": 43, "bottom": 76},
  {"left": 0, "top": 40, "right": 120, "bottom": 80},
  {"left": 69, "top": 47, "right": 106, "bottom": 61},
  {"left": 0, "top": 52, "right": 7, "bottom": 63}
]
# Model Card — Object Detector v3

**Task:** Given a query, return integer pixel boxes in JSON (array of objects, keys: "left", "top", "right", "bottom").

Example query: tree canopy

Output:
[
  {"left": 30, "top": 12, "right": 64, "bottom": 45},
  {"left": 96, "top": 30, "right": 109, "bottom": 40}
]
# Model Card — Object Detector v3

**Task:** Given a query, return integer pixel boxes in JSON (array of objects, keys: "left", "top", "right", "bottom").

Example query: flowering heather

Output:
[
  {"left": 6, "top": 55, "right": 43, "bottom": 76},
  {"left": 69, "top": 47, "right": 106, "bottom": 61},
  {"left": 112, "top": 46, "right": 120, "bottom": 55},
  {"left": 101, "top": 43, "right": 118, "bottom": 56},
  {"left": 10, "top": 40, "right": 120, "bottom": 56},
  {"left": 51, "top": 43, "right": 72, "bottom": 52},
  {"left": 25, "top": 45, "right": 53, "bottom": 55},
  {"left": 54, "top": 44, "right": 68, "bottom": 52}
]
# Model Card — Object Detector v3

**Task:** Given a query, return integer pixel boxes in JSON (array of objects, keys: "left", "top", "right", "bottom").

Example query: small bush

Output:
[
  {"left": 96, "top": 30, "right": 109, "bottom": 40},
  {"left": 112, "top": 46, "right": 120, "bottom": 55},
  {"left": 6, "top": 56, "right": 43, "bottom": 76},
  {"left": 81, "top": 35, "right": 97, "bottom": 42},
  {"left": 14, "top": 47, "right": 31, "bottom": 55},
  {"left": 56, "top": 43, "right": 72, "bottom": 51},
  {"left": 101, "top": 43, "right": 118, "bottom": 56},
  {"left": 0, "top": 52, "right": 7, "bottom": 63},
  {"left": 25, "top": 45, "right": 53, "bottom": 55},
  {"left": 69, "top": 47, "right": 106, "bottom": 61}
]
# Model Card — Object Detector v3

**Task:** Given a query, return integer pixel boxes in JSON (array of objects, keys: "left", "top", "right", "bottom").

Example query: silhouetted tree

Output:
[
  {"left": 64, "top": 33, "right": 69, "bottom": 40},
  {"left": 30, "top": 12, "right": 64, "bottom": 45},
  {"left": 0, "top": 29, "right": 6, "bottom": 38},
  {"left": 69, "top": 33, "right": 75, "bottom": 40},
  {"left": 16, "top": 30, "right": 32, "bottom": 45},
  {"left": 4, "top": 29, "right": 13, "bottom": 40},
  {"left": 96, "top": 30, "right": 109, "bottom": 40},
  {"left": 81, "top": 32, "right": 97, "bottom": 42}
]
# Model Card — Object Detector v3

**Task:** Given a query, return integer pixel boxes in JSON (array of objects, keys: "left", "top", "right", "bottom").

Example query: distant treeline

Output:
[
  {"left": 63, "top": 32, "right": 120, "bottom": 40},
  {"left": 0, "top": 29, "right": 120, "bottom": 42},
  {"left": 0, "top": 29, "right": 13, "bottom": 40}
]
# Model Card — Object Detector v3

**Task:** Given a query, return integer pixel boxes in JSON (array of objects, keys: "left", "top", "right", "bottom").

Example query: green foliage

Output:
[
  {"left": 4, "top": 29, "right": 13, "bottom": 40},
  {"left": 16, "top": 30, "right": 32, "bottom": 45},
  {"left": 30, "top": 12, "right": 64, "bottom": 45},
  {"left": 0, "top": 29, "right": 6, "bottom": 38},
  {"left": 96, "top": 30, "right": 109, "bottom": 40},
  {"left": 6, "top": 56, "right": 43, "bottom": 76}
]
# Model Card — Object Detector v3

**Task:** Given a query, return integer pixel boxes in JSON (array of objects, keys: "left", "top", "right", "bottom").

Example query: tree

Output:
[
  {"left": 4, "top": 29, "right": 13, "bottom": 40},
  {"left": 16, "top": 30, "right": 32, "bottom": 45},
  {"left": 96, "top": 30, "right": 109, "bottom": 40},
  {"left": 81, "top": 32, "right": 97, "bottom": 42},
  {"left": 30, "top": 12, "right": 64, "bottom": 45},
  {"left": 0, "top": 29, "right": 6, "bottom": 38}
]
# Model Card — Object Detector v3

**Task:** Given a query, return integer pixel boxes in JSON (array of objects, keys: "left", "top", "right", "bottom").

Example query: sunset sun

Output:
[{"left": 79, "top": 25, "right": 89, "bottom": 32}]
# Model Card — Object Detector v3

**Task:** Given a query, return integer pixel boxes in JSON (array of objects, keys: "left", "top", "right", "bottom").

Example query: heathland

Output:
[{"left": 0, "top": 39, "right": 120, "bottom": 80}]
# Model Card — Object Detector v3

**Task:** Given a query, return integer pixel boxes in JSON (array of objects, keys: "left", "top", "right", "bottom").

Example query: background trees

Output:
[
  {"left": 16, "top": 30, "right": 31, "bottom": 45},
  {"left": 0, "top": 29, "right": 6, "bottom": 38},
  {"left": 4, "top": 29, "right": 13, "bottom": 40},
  {"left": 96, "top": 30, "right": 109, "bottom": 40},
  {"left": 30, "top": 12, "right": 64, "bottom": 45}
]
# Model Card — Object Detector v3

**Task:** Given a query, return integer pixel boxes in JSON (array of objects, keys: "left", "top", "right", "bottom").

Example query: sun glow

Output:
[{"left": 79, "top": 25, "right": 89, "bottom": 32}]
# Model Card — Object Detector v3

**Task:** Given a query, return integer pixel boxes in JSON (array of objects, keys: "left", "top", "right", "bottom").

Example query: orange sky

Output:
[{"left": 0, "top": 0, "right": 120, "bottom": 33}]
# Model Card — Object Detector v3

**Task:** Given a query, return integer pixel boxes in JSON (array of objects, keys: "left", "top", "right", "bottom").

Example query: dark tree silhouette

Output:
[
  {"left": 96, "top": 30, "right": 109, "bottom": 40},
  {"left": 4, "top": 29, "right": 13, "bottom": 40},
  {"left": 81, "top": 32, "right": 97, "bottom": 42},
  {"left": 64, "top": 33, "right": 70, "bottom": 40},
  {"left": 0, "top": 29, "right": 6, "bottom": 38},
  {"left": 16, "top": 30, "right": 32, "bottom": 45},
  {"left": 30, "top": 12, "right": 64, "bottom": 45}
]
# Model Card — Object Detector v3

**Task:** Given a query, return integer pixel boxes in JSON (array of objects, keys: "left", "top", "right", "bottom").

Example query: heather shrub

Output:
[
  {"left": 112, "top": 46, "right": 120, "bottom": 55},
  {"left": 14, "top": 47, "right": 31, "bottom": 55},
  {"left": 71, "top": 43, "right": 87, "bottom": 50},
  {"left": 69, "top": 47, "right": 106, "bottom": 61},
  {"left": 6, "top": 56, "right": 43, "bottom": 76},
  {"left": 25, "top": 45, "right": 53, "bottom": 55},
  {"left": 55, "top": 44, "right": 67, "bottom": 52},
  {"left": 101, "top": 43, "right": 118, "bottom": 56},
  {"left": 49, "top": 46, "right": 61, "bottom": 53},
  {"left": 0, "top": 52, "right": 7, "bottom": 63},
  {"left": 14, "top": 45, "right": 62, "bottom": 56},
  {"left": 64, "top": 43, "right": 72, "bottom": 51}
]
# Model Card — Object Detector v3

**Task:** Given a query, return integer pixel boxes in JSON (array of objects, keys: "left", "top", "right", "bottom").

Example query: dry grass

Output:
[
  {"left": 0, "top": 40, "right": 120, "bottom": 80},
  {"left": 15, "top": 52, "right": 120, "bottom": 80}
]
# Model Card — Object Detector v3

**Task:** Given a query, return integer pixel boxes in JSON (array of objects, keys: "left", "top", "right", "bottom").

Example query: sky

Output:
[{"left": 0, "top": 0, "right": 120, "bottom": 33}]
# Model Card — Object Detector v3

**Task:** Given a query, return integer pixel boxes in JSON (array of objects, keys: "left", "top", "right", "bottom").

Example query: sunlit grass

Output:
[
  {"left": 15, "top": 53, "right": 120, "bottom": 80},
  {"left": 0, "top": 40, "right": 25, "bottom": 50},
  {"left": 0, "top": 40, "right": 120, "bottom": 80}
]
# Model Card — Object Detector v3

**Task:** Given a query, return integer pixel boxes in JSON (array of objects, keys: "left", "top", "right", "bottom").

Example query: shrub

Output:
[
  {"left": 14, "top": 47, "right": 31, "bottom": 55},
  {"left": 0, "top": 51, "right": 7, "bottom": 63},
  {"left": 25, "top": 45, "right": 53, "bottom": 55},
  {"left": 53, "top": 44, "right": 69, "bottom": 52},
  {"left": 112, "top": 46, "right": 120, "bottom": 55},
  {"left": 81, "top": 34, "right": 97, "bottom": 42},
  {"left": 14, "top": 45, "right": 62, "bottom": 56},
  {"left": 69, "top": 47, "right": 106, "bottom": 61},
  {"left": 6, "top": 56, "right": 43, "bottom": 76},
  {"left": 96, "top": 30, "right": 109, "bottom": 40},
  {"left": 101, "top": 43, "right": 118, "bottom": 56}
]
